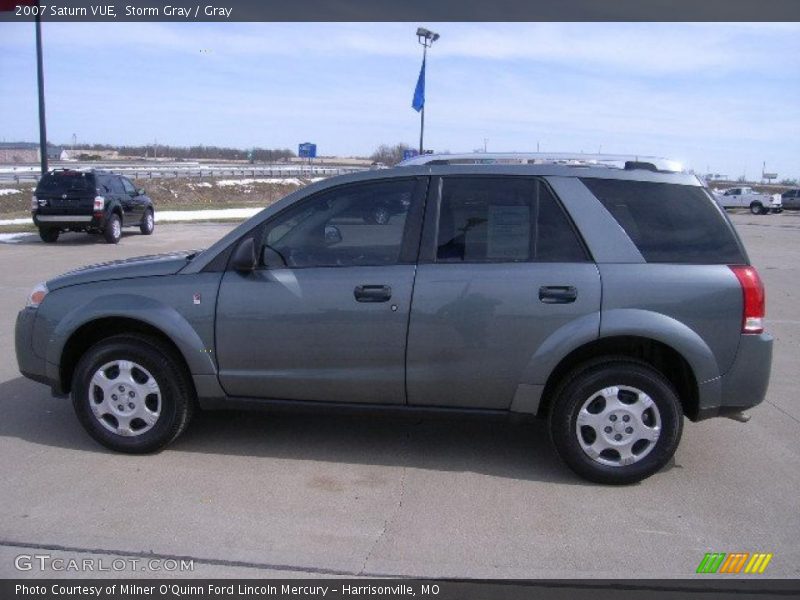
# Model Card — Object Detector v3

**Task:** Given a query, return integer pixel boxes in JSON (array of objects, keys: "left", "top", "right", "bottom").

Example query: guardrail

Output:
[{"left": 0, "top": 164, "right": 368, "bottom": 184}]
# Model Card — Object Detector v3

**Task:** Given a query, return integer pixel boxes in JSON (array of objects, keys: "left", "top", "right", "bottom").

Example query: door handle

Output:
[
  {"left": 539, "top": 285, "right": 577, "bottom": 304},
  {"left": 354, "top": 285, "right": 392, "bottom": 303}
]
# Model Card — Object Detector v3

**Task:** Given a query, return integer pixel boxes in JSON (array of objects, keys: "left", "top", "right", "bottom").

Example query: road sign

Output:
[{"left": 298, "top": 143, "right": 317, "bottom": 159}]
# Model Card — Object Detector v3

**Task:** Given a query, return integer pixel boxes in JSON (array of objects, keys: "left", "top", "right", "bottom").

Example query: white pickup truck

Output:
[{"left": 713, "top": 187, "right": 783, "bottom": 215}]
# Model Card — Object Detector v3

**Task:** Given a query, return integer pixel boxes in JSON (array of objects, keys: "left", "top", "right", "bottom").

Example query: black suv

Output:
[{"left": 32, "top": 169, "right": 155, "bottom": 244}]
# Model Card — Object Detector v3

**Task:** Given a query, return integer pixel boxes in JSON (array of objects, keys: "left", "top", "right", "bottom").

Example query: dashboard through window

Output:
[{"left": 260, "top": 179, "right": 416, "bottom": 268}]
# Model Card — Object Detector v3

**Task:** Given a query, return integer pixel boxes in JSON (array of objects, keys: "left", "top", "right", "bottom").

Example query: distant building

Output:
[
  {"left": 0, "top": 142, "right": 63, "bottom": 163},
  {"left": 0, "top": 142, "right": 39, "bottom": 163}
]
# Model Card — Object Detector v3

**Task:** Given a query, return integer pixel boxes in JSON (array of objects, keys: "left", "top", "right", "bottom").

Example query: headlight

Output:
[
  {"left": 31, "top": 195, "right": 38, "bottom": 210},
  {"left": 26, "top": 282, "right": 48, "bottom": 308}
]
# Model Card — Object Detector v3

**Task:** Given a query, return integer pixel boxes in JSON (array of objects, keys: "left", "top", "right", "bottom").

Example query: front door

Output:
[
  {"left": 215, "top": 177, "right": 428, "bottom": 404},
  {"left": 406, "top": 176, "right": 602, "bottom": 410},
  {"left": 120, "top": 176, "right": 144, "bottom": 221}
]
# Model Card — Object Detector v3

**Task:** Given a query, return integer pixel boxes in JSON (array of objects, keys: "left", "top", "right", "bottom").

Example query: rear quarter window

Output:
[{"left": 581, "top": 178, "right": 746, "bottom": 264}]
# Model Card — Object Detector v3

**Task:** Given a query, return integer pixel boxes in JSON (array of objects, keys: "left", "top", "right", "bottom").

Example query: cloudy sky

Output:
[{"left": 1, "top": 22, "right": 799, "bottom": 178}]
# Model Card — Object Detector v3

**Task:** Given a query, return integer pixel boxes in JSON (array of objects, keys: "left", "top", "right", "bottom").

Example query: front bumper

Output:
[
  {"left": 696, "top": 332, "right": 773, "bottom": 420},
  {"left": 15, "top": 308, "right": 51, "bottom": 388}
]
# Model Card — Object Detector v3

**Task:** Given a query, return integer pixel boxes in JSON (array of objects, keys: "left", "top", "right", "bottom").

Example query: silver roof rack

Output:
[{"left": 397, "top": 152, "right": 684, "bottom": 173}]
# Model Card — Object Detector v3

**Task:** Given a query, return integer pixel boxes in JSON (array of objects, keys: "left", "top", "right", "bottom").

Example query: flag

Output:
[{"left": 412, "top": 57, "right": 425, "bottom": 112}]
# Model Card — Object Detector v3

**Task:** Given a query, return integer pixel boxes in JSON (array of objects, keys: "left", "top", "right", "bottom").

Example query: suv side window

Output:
[
  {"left": 260, "top": 179, "right": 418, "bottom": 268},
  {"left": 120, "top": 177, "right": 136, "bottom": 195},
  {"left": 435, "top": 177, "right": 587, "bottom": 263},
  {"left": 107, "top": 176, "right": 125, "bottom": 194}
]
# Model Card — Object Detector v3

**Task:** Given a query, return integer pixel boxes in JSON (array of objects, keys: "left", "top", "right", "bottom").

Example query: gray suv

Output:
[{"left": 15, "top": 154, "right": 773, "bottom": 484}]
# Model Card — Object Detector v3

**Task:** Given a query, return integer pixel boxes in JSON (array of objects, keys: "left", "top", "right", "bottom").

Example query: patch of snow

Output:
[
  {"left": 0, "top": 188, "right": 22, "bottom": 195},
  {"left": 0, "top": 207, "right": 263, "bottom": 228},
  {"left": 0, "top": 232, "right": 35, "bottom": 243},
  {"left": 189, "top": 182, "right": 213, "bottom": 188},
  {"left": 155, "top": 207, "right": 261, "bottom": 222},
  {"left": 0, "top": 217, "right": 31, "bottom": 226},
  {"left": 216, "top": 178, "right": 303, "bottom": 187}
]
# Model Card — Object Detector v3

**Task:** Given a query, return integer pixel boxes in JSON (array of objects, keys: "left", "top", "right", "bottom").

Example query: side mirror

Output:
[
  {"left": 262, "top": 245, "right": 287, "bottom": 268},
  {"left": 324, "top": 224, "right": 342, "bottom": 245},
  {"left": 136, "top": 188, "right": 145, "bottom": 196},
  {"left": 231, "top": 238, "right": 257, "bottom": 272}
]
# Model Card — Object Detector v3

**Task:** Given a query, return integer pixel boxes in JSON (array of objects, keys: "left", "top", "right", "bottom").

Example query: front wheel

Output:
[
  {"left": 549, "top": 358, "right": 683, "bottom": 484},
  {"left": 38, "top": 227, "right": 59, "bottom": 243},
  {"left": 71, "top": 334, "right": 194, "bottom": 453},
  {"left": 140, "top": 209, "right": 155, "bottom": 235}
]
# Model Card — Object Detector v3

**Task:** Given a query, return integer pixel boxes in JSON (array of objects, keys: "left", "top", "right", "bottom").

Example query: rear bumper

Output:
[
  {"left": 696, "top": 332, "right": 773, "bottom": 420},
  {"left": 32, "top": 212, "right": 106, "bottom": 229}
]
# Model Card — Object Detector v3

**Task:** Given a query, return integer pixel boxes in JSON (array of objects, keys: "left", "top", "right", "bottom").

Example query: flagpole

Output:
[
  {"left": 419, "top": 44, "right": 427, "bottom": 155},
  {"left": 414, "top": 27, "right": 438, "bottom": 156},
  {"left": 35, "top": 12, "right": 48, "bottom": 175}
]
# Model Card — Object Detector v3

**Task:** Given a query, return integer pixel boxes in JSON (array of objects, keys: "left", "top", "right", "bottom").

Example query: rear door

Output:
[
  {"left": 406, "top": 176, "right": 601, "bottom": 410},
  {"left": 34, "top": 171, "right": 96, "bottom": 215}
]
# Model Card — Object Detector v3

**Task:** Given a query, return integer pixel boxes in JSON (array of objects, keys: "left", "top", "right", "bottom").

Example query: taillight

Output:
[
  {"left": 729, "top": 265, "right": 765, "bottom": 334},
  {"left": 93, "top": 196, "right": 105, "bottom": 211}
]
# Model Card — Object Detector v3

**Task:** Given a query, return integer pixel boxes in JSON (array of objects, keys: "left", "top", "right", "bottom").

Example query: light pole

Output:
[
  {"left": 35, "top": 13, "right": 48, "bottom": 175},
  {"left": 414, "top": 27, "right": 439, "bottom": 155}
]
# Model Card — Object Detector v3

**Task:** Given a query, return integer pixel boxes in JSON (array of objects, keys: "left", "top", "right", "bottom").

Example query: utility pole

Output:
[{"left": 35, "top": 14, "right": 48, "bottom": 175}]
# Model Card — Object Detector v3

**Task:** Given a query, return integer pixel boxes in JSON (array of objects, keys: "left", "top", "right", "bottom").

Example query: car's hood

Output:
[{"left": 46, "top": 250, "right": 201, "bottom": 290}]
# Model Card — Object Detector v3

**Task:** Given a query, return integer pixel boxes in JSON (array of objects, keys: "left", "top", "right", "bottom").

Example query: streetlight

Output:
[{"left": 413, "top": 27, "right": 440, "bottom": 155}]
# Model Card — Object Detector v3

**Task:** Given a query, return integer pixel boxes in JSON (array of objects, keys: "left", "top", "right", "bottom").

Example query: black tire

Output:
[
  {"left": 38, "top": 227, "right": 59, "bottom": 243},
  {"left": 549, "top": 357, "right": 683, "bottom": 485},
  {"left": 71, "top": 334, "right": 194, "bottom": 453},
  {"left": 104, "top": 213, "right": 122, "bottom": 244},
  {"left": 140, "top": 209, "right": 155, "bottom": 235},
  {"left": 750, "top": 202, "right": 765, "bottom": 216}
]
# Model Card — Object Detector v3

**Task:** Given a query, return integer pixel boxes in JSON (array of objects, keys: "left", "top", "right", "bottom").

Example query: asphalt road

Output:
[{"left": 0, "top": 215, "right": 798, "bottom": 579}]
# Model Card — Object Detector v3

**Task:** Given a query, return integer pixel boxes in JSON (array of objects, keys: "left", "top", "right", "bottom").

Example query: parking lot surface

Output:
[{"left": 0, "top": 215, "right": 798, "bottom": 578}]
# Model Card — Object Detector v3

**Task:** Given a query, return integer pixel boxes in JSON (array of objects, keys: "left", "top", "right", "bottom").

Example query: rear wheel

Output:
[
  {"left": 104, "top": 213, "right": 122, "bottom": 244},
  {"left": 549, "top": 358, "right": 683, "bottom": 484},
  {"left": 71, "top": 334, "right": 194, "bottom": 453},
  {"left": 750, "top": 202, "right": 766, "bottom": 215},
  {"left": 140, "top": 209, "right": 154, "bottom": 235},
  {"left": 38, "top": 227, "right": 59, "bottom": 243}
]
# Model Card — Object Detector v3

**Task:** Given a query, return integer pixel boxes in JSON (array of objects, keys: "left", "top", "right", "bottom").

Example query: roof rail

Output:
[{"left": 397, "top": 152, "right": 684, "bottom": 173}]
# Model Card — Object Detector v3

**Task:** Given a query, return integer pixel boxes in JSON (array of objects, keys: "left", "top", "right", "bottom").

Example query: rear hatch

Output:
[{"left": 34, "top": 171, "right": 97, "bottom": 214}]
